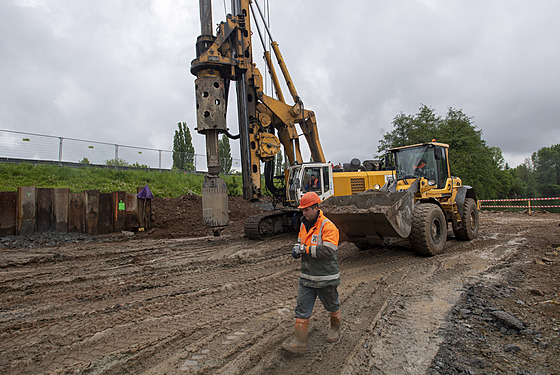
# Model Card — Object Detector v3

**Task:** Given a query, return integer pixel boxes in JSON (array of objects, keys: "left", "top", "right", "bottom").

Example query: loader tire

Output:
[
  {"left": 410, "top": 203, "right": 446, "bottom": 256},
  {"left": 453, "top": 198, "right": 479, "bottom": 241}
]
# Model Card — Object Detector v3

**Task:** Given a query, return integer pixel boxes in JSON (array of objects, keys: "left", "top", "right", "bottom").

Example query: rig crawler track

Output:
[{"left": 244, "top": 209, "right": 301, "bottom": 239}]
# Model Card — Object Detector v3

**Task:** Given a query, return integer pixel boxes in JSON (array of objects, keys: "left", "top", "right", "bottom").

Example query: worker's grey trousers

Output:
[{"left": 294, "top": 284, "right": 340, "bottom": 319}]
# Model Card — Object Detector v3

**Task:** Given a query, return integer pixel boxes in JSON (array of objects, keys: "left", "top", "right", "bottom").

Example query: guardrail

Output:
[
  {"left": 479, "top": 197, "right": 560, "bottom": 214},
  {"left": 0, "top": 128, "right": 242, "bottom": 173}
]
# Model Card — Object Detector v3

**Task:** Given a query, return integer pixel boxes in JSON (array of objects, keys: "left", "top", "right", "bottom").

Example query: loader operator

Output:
[
  {"left": 282, "top": 191, "right": 341, "bottom": 354},
  {"left": 414, "top": 158, "right": 428, "bottom": 177}
]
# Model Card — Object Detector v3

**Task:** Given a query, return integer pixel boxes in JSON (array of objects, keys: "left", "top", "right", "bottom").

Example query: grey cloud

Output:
[{"left": 1, "top": 0, "right": 559, "bottom": 169}]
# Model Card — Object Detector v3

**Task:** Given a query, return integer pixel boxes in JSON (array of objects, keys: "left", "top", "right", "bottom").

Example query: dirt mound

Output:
[{"left": 148, "top": 195, "right": 267, "bottom": 238}]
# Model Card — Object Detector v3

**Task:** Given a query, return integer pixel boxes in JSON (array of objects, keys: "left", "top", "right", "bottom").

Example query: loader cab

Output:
[
  {"left": 286, "top": 163, "right": 334, "bottom": 207},
  {"left": 389, "top": 142, "right": 450, "bottom": 189}
]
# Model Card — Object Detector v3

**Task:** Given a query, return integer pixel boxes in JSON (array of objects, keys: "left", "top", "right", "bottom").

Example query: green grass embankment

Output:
[{"left": 0, "top": 163, "right": 242, "bottom": 198}]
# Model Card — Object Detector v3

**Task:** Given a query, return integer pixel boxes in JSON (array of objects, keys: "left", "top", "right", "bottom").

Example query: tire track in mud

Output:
[
  {"left": 1, "top": 237, "right": 446, "bottom": 375},
  {"left": 140, "top": 245, "right": 441, "bottom": 375},
  {"left": 163, "top": 218, "right": 531, "bottom": 375},
  {"left": 1, "top": 236, "right": 287, "bottom": 320},
  {"left": 0, "top": 235, "right": 297, "bottom": 374},
  {"left": 239, "top": 245, "right": 447, "bottom": 375},
  {"left": 338, "top": 215, "right": 534, "bottom": 375},
  {"left": 0, "top": 213, "right": 546, "bottom": 374}
]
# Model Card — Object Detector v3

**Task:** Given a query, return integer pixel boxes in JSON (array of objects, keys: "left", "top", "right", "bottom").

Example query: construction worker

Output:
[
  {"left": 282, "top": 191, "right": 341, "bottom": 354},
  {"left": 414, "top": 158, "right": 427, "bottom": 176},
  {"left": 304, "top": 173, "right": 320, "bottom": 191}
]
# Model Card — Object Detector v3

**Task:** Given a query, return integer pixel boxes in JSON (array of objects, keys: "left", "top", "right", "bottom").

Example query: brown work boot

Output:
[
  {"left": 281, "top": 318, "right": 309, "bottom": 354},
  {"left": 326, "top": 310, "right": 341, "bottom": 343}
]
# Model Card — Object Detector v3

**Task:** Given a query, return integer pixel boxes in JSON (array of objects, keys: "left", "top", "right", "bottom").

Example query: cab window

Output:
[
  {"left": 303, "top": 168, "right": 322, "bottom": 192},
  {"left": 321, "top": 166, "right": 330, "bottom": 193}
]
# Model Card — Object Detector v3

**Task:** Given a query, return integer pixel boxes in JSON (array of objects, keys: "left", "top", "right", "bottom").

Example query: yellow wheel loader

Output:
[{"left": 322, "top": 142, "right": 479, "bottom": 256}]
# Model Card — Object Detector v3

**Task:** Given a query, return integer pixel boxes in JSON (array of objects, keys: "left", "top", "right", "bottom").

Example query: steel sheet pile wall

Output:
[
  {"left": 0, "top": 187, "right": 149, "bottom": 236},
  {"left": 0, "top": 192, "right": 17, "bottom": 235}
]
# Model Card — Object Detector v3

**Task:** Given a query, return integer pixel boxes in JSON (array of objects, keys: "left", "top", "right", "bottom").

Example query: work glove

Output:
[{"left": 291, "top": 244, "right": 306, "bottom": 259}]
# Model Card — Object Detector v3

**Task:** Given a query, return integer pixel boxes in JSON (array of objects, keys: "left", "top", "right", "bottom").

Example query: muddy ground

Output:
[{"left": 0, "top": 196, "right": 559, "bottom": 374}]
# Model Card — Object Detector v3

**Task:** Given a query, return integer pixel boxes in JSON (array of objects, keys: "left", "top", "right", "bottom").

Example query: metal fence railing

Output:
[
  {"left": 0, "top": 129, "right": 241, "bottom": 173},
  {"left": 479, "top": 197, "right": 560, "bottom": 214}
]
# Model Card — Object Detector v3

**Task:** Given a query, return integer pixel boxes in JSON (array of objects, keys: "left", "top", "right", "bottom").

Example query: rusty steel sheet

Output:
[
  {"left": 0, "top": 191, "right": 17, "bottom": 235},
  {"left": 84, "top": 190, "right": 99, "bottom": 235},
  {"left": 53, "top": 188, "right": 70, "bottom": 232},
  {"left": 125, "top": 193, "right": 139, "bottom": 231},
  {"left": 68, "top": 193, "right": 85, "bottom": 233},
  {"left": 99, "top": 193, "right": 113, "bottom": 234},
  {"left": 37, "top": 188, "right": 54, "bottom": 231},
  {"left": 113, "top": 191, "right": 126, "bottom": 232},
  {"left": 17, "top": 187, "right": 36, "bottom": 235}
]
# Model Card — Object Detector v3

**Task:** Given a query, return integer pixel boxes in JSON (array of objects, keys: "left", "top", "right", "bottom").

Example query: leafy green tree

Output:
[
  {"left": 173, "top": 122, "right": 195, "bottom": 170},
  {"left": 275, "top": 150, "right": 284, "bottom": 176},
  {"left": 378, "top": 104, "right": 441, "bottom": 152},
  {"left": 219, "top": 134, "right": 232, "bottom": 174},
  {"left": 532, "top": 144, "right": 560, "bottom": 196},
  {"left": 507, "top": 159, "right": 536, "bottom": 198},
  {"left": 378, "top": 105, "right": 513, "bottom": 199}
]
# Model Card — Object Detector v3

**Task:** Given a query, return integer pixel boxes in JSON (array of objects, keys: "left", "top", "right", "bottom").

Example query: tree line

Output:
[
  {"left": 378, "top": 105, "right": 560, "bottom": 199},
  {"left": 173, "top": 106, "right": 560, "bottom": 200}
]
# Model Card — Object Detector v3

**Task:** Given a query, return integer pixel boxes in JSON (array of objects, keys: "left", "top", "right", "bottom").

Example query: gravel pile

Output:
[{"left": 428, "top": 282, "right": 552, "bottom": 375}]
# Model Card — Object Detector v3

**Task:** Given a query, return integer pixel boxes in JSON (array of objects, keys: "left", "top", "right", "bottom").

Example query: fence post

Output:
[
  {"left": 114, "top": 144, "right": 119, "bottom": 169},
  {"left": 528, "top": 200, "right": 531, "bottom": 215},
  {"left": 58, "top": 137, "right": 63, "bottom": 166}
]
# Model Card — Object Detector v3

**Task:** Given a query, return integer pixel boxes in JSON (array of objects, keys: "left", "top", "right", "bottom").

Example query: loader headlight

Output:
[
  {"left": 428, "top": 180, "right": 436, "bottom": 186},
  {"left": 373, "top": 184, "right": 381, "bottom": 190}
]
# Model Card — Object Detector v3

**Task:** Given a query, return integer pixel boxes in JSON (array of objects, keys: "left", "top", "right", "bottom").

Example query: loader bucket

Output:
[{"left": 321, "top": 186, "right": 415, "bottom": 242}]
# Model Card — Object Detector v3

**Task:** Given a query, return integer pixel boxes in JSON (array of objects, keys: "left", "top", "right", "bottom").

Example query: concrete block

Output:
[
  {"left": 84, "top": 190, "right": 99, "bottom": 235},
  {"left": 37, "top": 188, "right": 54, "bottom": 231},
  {"left": 0, "top": 191, "right": 17, "bottom": 235},
  {"left": 53, "top": 188, "right": 70, "bottom": 232},
  {"left": 68, "top": 193, "right": 85, "bottom": 233},
  {"left": 99, "top": 193, "right": 113, "bottom": 234},
  {"left": 17, "top": 186, "right": 36, "bottom": 235}
]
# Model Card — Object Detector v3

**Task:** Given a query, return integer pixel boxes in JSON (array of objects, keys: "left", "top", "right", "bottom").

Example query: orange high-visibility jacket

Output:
[{"left": 297, "top": 209, "right": 340, "bottom": 288}]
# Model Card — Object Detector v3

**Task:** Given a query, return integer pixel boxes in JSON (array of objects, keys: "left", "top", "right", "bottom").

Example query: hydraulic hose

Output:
[{"left": 264, "top": 158, "right": 285, "bottom": 201}]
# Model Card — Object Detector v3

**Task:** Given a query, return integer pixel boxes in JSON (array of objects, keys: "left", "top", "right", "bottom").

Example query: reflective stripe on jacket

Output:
[{"left": 297, "top": 209, "right": 340, "bottom": 288}]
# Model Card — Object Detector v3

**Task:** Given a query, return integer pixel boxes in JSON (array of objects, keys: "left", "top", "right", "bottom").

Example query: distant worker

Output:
[
  {"left": 414, "top": 158, "right": 427, "bottom": 176},
  {"left": 282, "top": 191, "right": 341, "bottom": 354},
  {"left": 304, "top": 173, "right": 320, "bottom": 191}
]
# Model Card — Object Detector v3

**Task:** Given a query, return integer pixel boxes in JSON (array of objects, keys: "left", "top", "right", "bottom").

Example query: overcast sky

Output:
[{"left": 1, "top": 0, "right": 559, "bottom": 169}]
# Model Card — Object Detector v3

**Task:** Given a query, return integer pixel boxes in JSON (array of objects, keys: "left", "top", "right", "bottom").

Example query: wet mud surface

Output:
[{"left": 1, "top": 198, "right": 559, "bottom": 374}]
